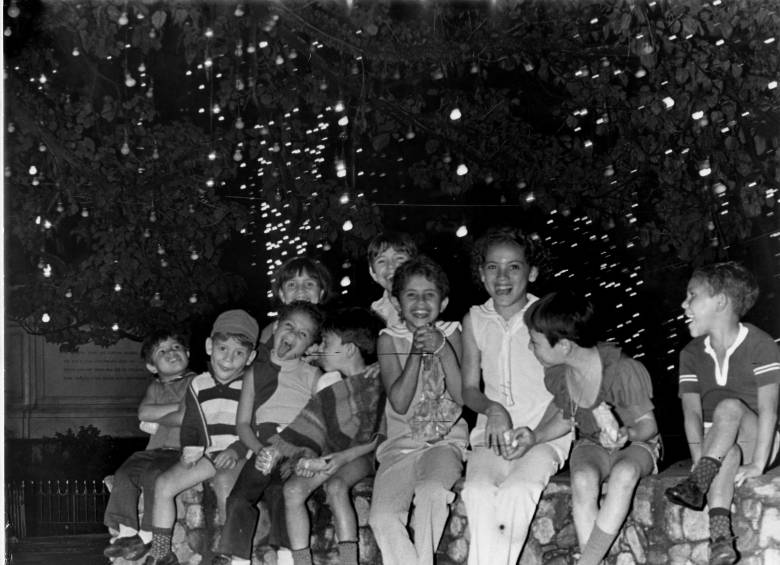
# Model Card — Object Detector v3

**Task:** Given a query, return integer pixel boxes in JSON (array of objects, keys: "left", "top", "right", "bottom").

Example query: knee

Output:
[
  {"left": 712, "top": 398, "right": 747, "bottom": 421},
  {"left": 414, "top": 480, "right": 454, "bottom": 507},
  {"left": 323, "top": 476, "right": 349, "bottom": 502},
  {"left": 608, "top": 461, "right": 641, "bottom": 491},
  {"left": 154, "top": 474, "right": 176, "bottom": 499},
  {"left": 283, "top": 480, "right": 310, "bottom": 506},
  {"left": 570, "top": 468, "right": 600, "bottom": 498}
]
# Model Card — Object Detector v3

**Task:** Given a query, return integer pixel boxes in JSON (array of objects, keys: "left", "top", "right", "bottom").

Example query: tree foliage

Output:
[{"left": 5, "top": 0, "right": 778, "bottom": 347}]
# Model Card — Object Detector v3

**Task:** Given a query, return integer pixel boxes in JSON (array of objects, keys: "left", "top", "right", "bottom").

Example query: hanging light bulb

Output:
[
  {"left": 449, "top": 108, "right": 462, "bottom": 121},
  {"left": 121, "top": 141, "right": 130, "bottom": 155},
  {"left": 208, "top": 150, "right": 217, "bottom": 160},
  {"left": 234, "top": 4, "right": 245, "bottom": 16},
  {"left": 340, "top": 276, "right": 351, "bottom": 287},
  {"left": 7, "top": 0, "right": 20, "bottom": 18},
  {"left": 125, "top": 73, "right": 136, "bottom": 87},
  {"left": 456, "top": 225, "right": 468, "bottom": 238},
  {"left": 41, "top": 313, "right": 50, "bottom": 323},
  {"left": 81, "top": 208, "right": 89, "bottom": 218},
  {"left": 112, "top": 323, "right": 120, "bottom": 331},
  {"left": 190, "top": 250, "right": 200, "bottom": 261},
  {"left": 152, "top": 147, "right": 159, "bottom": 159},
  {"left": 189, "top": 293, "right": 198, "bottom": 304},
  {"left": 118, "top": 11, "right": 129, "bottom": 26},
  {"left": 235, "top": 116, "right": 245, "bottom": 129},
  {"left": 65, "top": 289, "right": 73, "bottom": 298},
  {"left": 699, "top": 160, "right": 712, "bottom": 177},
  {"left": 114, "top": 282, "right": 122, "bottom": 292},
  {"left": 342, "top": 220, "right": 353, "bottom": 231},
  {"left": 456, "top": 163, "right": 469, "bottom": 176},
  {"left": 233, "top": 150, "right": 243, "bottom": 161}
]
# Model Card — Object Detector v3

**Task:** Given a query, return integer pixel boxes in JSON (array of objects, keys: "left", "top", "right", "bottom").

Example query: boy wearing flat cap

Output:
[{"left": 145, "top": 309, "right": 260, "bottom": 565}]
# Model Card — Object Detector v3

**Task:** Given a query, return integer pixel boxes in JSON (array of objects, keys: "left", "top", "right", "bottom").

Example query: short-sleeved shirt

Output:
[
  {"left": 545, "top": 342, "right": 657, "bottom": 444},
  {"left": 678, "top": 323, "right": 780, "bottom": 422}
]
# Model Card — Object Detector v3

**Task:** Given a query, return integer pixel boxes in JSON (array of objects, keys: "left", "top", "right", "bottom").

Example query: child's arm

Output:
[
  {"left": 600, "top": 410, "right": 658, "bottom": 450},
  {"left": 680, "top": 392, "right": 704, "bottom": 465},
  {"left": 506, "top": 399, "right": 571, "bottom": 459},
  {"left": 138, "top": 384, "right": 185, "bottom": 426},
  {"left": 378, "top": 332, "right": 421, "bottom": 414},
  {"left": 436, "top": 328, "right": 464, "bottom": 405},
  {"left": 461, "top": 313, "right": 514, "bottom": 455},
  {"left": 297, "top": 438, "right": 378, "bottom": 478},
  {"left": 736, "top": 382, "right": 779, "bottom": 485},
  {"left": 236, "top": 367, "right": 264, "bottom": 455}
]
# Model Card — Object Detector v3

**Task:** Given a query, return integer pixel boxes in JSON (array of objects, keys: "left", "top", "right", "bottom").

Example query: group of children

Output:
[{"left": 103, "top": 228, "right": 780, "bottom": 565}]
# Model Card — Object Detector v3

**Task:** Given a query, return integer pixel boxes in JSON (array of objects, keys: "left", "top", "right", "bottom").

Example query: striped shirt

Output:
[
  {"left": 180, "top": 369, "right": 248, "bottom": 457},
  {"left": 678, "top": 323, "right": 780, "bottom": 422}
]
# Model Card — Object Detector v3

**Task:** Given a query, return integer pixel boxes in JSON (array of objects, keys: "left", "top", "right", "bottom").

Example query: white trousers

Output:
[
  {"left": 461, "top": 443, "right": 562, "bottom": 565},
  {"left": 369, "top": 444, "right": 463, "bottom": 565}
]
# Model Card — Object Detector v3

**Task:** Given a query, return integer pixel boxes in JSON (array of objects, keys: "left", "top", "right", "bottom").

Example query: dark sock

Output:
[
  {"left": 338, "top": 540, "right": 359, "bottom": 565},
  {"left": 709, "top": 507, "right": 732, "bottom": 541},
  {"left": 291, "top": 548, "right": 313, "bottom": 565},
  {"left": 691, "top": 456, "right": 721, "bottom": 492},
  {"left": 578, "top": 524, "right": 617, "bottom": 565},
  {"left": 150, "top": 527, "right": 172, "bottom": 559}
]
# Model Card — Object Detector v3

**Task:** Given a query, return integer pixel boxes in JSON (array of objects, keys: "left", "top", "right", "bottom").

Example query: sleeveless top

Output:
[{"left": 375, "top": 321, "right": 468, "bottom": 467}]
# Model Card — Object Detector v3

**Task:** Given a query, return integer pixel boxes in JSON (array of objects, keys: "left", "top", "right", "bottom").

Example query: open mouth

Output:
[
  {"left": 277, "top": 340, "right": 293, "bottom": 358},
  {"left": 494, "top": 285, "right": 513, "bottom": 295}
]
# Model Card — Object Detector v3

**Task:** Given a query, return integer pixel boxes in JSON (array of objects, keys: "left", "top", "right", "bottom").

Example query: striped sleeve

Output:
[
  {"left": 678, "top": 345, "right": 700, "bottom": 396},
  {"left": 752, "top": 333, "right": 780, "bottom": 387}
]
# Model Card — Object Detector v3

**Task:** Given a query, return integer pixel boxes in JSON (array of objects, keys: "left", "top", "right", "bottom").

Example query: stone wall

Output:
[{"left": 114, "top": 462, "right": 780, "bottom": 565}]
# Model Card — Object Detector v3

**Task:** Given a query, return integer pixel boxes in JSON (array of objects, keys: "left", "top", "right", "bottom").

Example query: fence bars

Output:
[{"left": 5, "top": 480, "right": 110, "bottom": 538}]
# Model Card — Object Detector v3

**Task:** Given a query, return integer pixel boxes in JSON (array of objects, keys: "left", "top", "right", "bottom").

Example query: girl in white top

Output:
[
  {"left": 460, "top": 227, "right": 571, "bottom": 565},
  {"left": 368, "top": 256, "right": 468, "bottom": 565}
]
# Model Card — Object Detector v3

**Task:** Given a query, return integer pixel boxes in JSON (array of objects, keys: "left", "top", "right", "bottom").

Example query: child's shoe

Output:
[
  {"left": 665, "top": 477, "right": 705, "bottom": 510},
  {"left": 143, "top": 553, "right": 180, "bottom": 565},
  {"left": 103, "top": 535, "right": 151, "bottom": 559},
  {"left": 211, "top": 555, "right": 231, "bottom": 565},
  {"left": 709, "top": 536, "right": 738, "bottom": 565}
]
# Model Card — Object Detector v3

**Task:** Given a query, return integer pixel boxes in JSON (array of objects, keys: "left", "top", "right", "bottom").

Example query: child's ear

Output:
[
  {"left": 440, "top": 297, "right": 449, "bottom": 313},
  {"left": 528, "top": 266, "right": 539, "bottom": 283},
  {"left": 205, "top": 337, "right": 213, "bottom": 356},
  {"left": 344, "top": 341, "right": 358, "bottom": 358},
  {"left": 246, "top": 349, "right": 257, "bottom": 366},
  {"left": 369, "top": 264, "right": 380, "bottom": 284},
  {"left": 146, "top": 363, "right": 158, "bottom": 374}
]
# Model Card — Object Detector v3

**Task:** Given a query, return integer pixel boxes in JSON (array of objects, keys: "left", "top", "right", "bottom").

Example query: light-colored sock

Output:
[
  {"left": 230, "top": 558, "right": 251, "bottom": 565},
  {"left": 578, "top": 524, "right": 618, "bottom": 565},
  {"left": 138, "top": 529, "right": 152, "bottom": 544},
  {"left": 277, "top": 547, "right": 294, "bottom": 565},
  {"left": 117, "top": 524, "right": 137, "bottom": 538}
]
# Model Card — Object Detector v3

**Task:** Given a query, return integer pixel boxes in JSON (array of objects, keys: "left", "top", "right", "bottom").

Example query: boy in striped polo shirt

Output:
[
  {"left": 145, "top": 309, "right": 260, "bottom": 565},
  {"left": 665, "top": 262, "right": 780, "bottom": 565}
]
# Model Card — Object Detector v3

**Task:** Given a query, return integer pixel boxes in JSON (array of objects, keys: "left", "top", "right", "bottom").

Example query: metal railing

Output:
[{"left": 5, "top": 480, "right": 110, "bottom": 538}]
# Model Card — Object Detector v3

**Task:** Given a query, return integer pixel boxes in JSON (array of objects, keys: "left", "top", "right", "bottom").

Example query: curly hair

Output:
[
  {"left": 690, "top": 261, "right": 759, "bottom": 317},
  {"left": 322, "top": 307, "right": 385, "bottom": 364},
  {"left": 277, "top": 300, "right": 326, "bottom": 343},
  {"left": 391, "top": 255, "right": 450, "bottom": 300},
  {"left": 470, "top": 226, "right": 544, "bottom": 285}
]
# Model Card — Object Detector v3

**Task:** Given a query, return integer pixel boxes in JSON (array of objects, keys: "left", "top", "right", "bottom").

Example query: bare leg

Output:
[
  {"left": 153, "top": 458, "right": 217, "bottom": 528},
  {"left": 325, "top": 454, "right": 373, "bottom": 542},
  {"left": 569, "top": 445, "right": 608, "bottom": 548}
]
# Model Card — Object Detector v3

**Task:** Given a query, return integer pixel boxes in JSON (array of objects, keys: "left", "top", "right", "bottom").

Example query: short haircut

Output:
[
  {"left": 470, "top": 226, "right": 544, "bottom": 285},
  {"left": 524, "top": 291, "right": 599, "bottom": 348},
  {"left": 322, "top": 307, "right": 385, "bottom": 364},
  {"left": 391, "top": 255, "right": 450, "bottom": 300},
  {"left": 277, "top": 300, "right": 326, "bottom": 343},
  {"left": 141, "top": 329, "right": 188, "bottom": 364},
  {"left": 271, "top": 256, "right": 333, "bottom": 304},
  {"left": 691, "top": 261, "right": 759, "bottom": 317},
  {"left": 367, "top": 231, "right": 418, "bottom": 264}
]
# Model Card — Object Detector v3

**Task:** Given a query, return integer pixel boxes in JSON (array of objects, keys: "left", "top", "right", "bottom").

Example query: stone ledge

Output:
[{"left": 112, "top": 463, "right": 780, "bottom": 565}]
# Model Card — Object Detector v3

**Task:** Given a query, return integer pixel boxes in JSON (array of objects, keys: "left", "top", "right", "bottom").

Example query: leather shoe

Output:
[
  {"left": 103, "top": 535, "right": 150, "bottom": 559},
  {"left": 709, "top": 536, "right": 738, "bottom": 565},
  {"left": 665, "top": 478, "right": 705, "bottom": 510}
]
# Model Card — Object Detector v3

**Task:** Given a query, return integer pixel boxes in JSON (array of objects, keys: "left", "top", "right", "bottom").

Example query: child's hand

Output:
[
  {"left": 295, "top": 456, "right": 334, "bottom": 478},
  {"left": 139, "top": 421, "right": 159, "bottom": 435},
  {"left": 735, "top": 462, "right": 763, "bottom": 486},
  {"left": 212, "top": 448, "right": 239, "bottom": 470},
  {"left": 363, "top": 362, "right": 381, "bottom": 380},
  {"left": 485, "top": 403, "right": 513, "bottom": 456},
  {"left": 504, "top": 427, "right": 536, "bottom": 460},
  {"left": 254, "top": 447, "right": 279, "bottom": 474},
  {"left": 599, "top": 427, "right": 629, "bottom": 450},
  {"left": 412, "top": 324, "right": 444, "bottom": 355},
  {"left": 181, "top": 446, "right": 204, "bottom": 467}
]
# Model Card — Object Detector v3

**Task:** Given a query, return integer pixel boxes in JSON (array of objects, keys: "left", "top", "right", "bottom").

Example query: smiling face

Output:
[
  {"left": 393, "top": 274, "right": 448, "bottom": 330},
  {"left": 278, "top": 269, "right": 324, "bottom": 305},
  {"left": 370, "top": 246, "right": 412, "bottom": 293},
  {"left": 206, "top": 336, "right": 256, "bottom": 383},
  {"left": 682, "top": 278, "right": 721, "bottom": 338},
  {"left": 147, "top": 338, "right": 190, "bottom": 380},
  {"left": 528, "top": 329, "right": 566, "bottom": 368},
  {"left": 273, "top": 310, "right": 318, "bottom": 361},
  {"left": 480, "top": 241, "right": 538, "bottom": 318}
]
